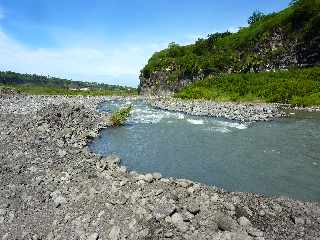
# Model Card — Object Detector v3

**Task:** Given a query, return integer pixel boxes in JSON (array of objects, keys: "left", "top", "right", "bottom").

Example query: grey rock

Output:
[
  {"left": 215, "top": 212, "right": 239, "bottom": 232},
  {"left": 247, "top": 227, "right": 264, "bottom": 237},
  {"left": 87, "top": 233, "right": 99, "bottom": 240},
  {"left": 153, "top": 203, "right": 177, "bottom": 220},
  {"left": 109, "top": 226, "right": 121, "bottom": 240},
  {"left": 293, "top": 216, "right": 305, "bottom": 225},
  {"left": 186, "top": 202, "right": 200, "bottom": 215},
  {"left": 152, "top": 172, "right": 162, "bottom": 180},
  {"left": 238, "top": 216, "right": 251, "bottom": 226},
  {"left": 171, "top": 213, "right": 188, "bottom": 232},
  {"left": 144, "top": 173, "right": 154, "bottom": 183},
  {"left": 106, "top": 155, "right": 121, "bottom": 165}
]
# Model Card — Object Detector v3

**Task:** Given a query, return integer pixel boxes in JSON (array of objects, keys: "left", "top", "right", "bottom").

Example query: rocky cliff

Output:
[{"left": 139, "top": 0, "right": 320, "bottom": 95}]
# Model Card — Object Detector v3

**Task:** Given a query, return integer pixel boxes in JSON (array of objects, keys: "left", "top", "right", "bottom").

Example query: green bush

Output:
[
  {"left": 175, "top": 67, "right": 320, "bottom": 106},
  {"left": 110, "top": 106, "right": 133, "bottom": 127}
]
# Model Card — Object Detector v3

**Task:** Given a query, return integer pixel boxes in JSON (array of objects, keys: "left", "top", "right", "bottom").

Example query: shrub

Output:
[
  {"left": 175, "top": 67, "right": 320, "bottom": 106},
  {"left": 110, "top": 106, "right": 132, "bottom": 127}
]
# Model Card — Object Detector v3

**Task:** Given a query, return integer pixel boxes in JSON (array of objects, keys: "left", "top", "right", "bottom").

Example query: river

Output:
[{"left": 89, "top": 99, "right": 320, "bottom": 201}]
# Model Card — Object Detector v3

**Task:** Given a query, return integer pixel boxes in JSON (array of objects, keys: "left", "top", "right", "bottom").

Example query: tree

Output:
[{"left": 248, "top": 11, "right": 266, "bottom": 25}]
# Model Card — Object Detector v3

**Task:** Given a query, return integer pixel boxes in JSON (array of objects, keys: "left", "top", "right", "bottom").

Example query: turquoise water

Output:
[{"left": 90, "top": 100, "right": 320, "bottom": 201}]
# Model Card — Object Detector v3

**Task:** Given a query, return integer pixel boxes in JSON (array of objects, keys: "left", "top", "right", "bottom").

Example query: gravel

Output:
[{"left": 0, "top": 93, "right": 319, "bottom": 239}]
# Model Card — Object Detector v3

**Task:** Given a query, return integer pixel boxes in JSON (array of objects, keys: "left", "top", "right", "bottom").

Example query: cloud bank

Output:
[{"left": 0, "top": 27, "right": 166, "bottom": 87}]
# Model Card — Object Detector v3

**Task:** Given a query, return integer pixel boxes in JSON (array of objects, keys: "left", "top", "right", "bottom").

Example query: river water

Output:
[{"left": 89, "top": 100, "right": 320, "bottom": 201}]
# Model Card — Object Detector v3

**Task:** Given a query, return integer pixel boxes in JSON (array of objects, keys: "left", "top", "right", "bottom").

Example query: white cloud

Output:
[
  {"left": 0, "top": 28, "right": 165, "bottom": 86},
  {"left": 228, "top": 26, "right": 241, "bottom": 33}
]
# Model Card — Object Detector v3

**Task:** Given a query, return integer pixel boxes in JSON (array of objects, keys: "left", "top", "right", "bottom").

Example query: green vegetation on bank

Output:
[
  {"left": 141, "top": 0, "right": 320, "bottom": 81},
  {"left": 0, "top": 84, "right": 137, "bottom": 96},
  {"left": 110, "top": 106, "right": 133, "bottom": 126},
  {"left": 175, "top": 67, "right": 320, "bottom": 106},
  {"left": 0, "top": 71, "right": 137, "bottom": 96}
]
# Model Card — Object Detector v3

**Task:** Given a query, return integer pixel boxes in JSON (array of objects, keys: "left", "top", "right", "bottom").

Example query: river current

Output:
[{"left": 89, "top": 100, "right": 320, "bottom": 201}]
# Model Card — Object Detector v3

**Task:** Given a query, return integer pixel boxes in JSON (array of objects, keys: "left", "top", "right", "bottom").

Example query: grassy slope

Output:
[{"left": 175, "top": 67, "right": 320, "bottom": 106}]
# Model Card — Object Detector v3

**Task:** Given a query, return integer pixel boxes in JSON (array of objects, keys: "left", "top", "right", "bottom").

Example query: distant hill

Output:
[
  {"left": 139, "top": 0, "right": 320, "bottom": 95},
  {"left": 0, "top": 71, "right": 137, "bottom": 96}
]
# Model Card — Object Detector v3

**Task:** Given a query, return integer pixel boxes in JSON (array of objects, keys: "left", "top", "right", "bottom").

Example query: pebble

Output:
[
  {"left": 293, "top": 217, "right": 305, "bottom": 225},
  {"left": 87, "top": 233, "right": 99, "bottom": 240},
  {"left": 238, "top": 216, "right": 251, "bottom": 226},
  {"left": 171, "top": 213, "right": 188, "bottom": 232},
  {"left": 109, "top": 226, "right": 121, "bottom": 240}
]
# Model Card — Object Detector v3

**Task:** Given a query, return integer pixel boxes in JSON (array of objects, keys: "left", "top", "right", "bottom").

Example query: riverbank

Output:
[
  {"left": 148, "top": 98, "right": 286, "bottom": 122},
  {"left": 0, "top": 94, "right": 319, "bottom": 239},
  {"left": 148, "top": 97, "right": 320, "bottom": 122}
]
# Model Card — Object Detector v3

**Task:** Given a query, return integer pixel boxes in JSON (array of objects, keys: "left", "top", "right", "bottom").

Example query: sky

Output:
[{"left": 0, "top": 0, "right": 291, "bottom": 87}]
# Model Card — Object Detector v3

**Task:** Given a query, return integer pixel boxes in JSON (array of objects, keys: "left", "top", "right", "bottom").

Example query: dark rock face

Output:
[
  {"left": 139, "top": 71, "right": 204, "bottom": 96},
  {"left": 0, "top": 95, "right": 320, "bottom": 239}
]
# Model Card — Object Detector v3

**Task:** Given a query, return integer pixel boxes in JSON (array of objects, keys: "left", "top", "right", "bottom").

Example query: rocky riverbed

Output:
[
  {"left": 0, "top": 94, "right": 320, "bottom": 240},
  {"left": 148, "top": 98, "right": 286, "bottom": 122}
]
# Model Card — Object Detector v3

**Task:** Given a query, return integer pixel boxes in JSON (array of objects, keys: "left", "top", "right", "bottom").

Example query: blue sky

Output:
[{"left": 0, "top": 0, "right": 291, "bottom": 87}]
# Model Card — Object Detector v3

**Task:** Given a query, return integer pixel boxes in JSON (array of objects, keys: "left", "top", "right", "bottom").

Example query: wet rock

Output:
[
  {"left": 106, "top": 155, "right": 121, "bottom": 165},
  {"left": 152, "top": 172, "right": 162, "bottom": 180},
  {"left": 96, "top": 159, "right": 108, "bottom": 172},
  {"left": 144, "top": 173, "right": 154, "bottom": 183}
]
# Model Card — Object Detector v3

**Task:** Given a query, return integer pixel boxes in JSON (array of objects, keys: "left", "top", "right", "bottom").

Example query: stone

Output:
[
  {"left": 247, "top": 227, "right": 264, "bottom": 237},
  {"left": 153, "top": 203, "right": 177, "bottom": 220},
  {"left": 224, "top": 202, "right": 236, "bottom": 211},
  {"left": 144, "top": 173, "right": 154, "bottom": 183},
  {"left": 87, "top": 233, "right": 99, "bottom": 240},
  {"left": 53, "top": 195, "right": 67, "bottom": 208},
  {"left": 238, "top": 216, "right": 251, "bottom": 226},
  {"left": 171, "top": 213, "right": 188, "bottom": 232},
  {"left": 258, "top": 210, "right": 266, "bottom": 216},
  {"left": 152, "top": 172, "right": 162, "bottom": 180},
  {"left": 186, "top": 202, "right": 200, "bottom": 215},
  {"left": 271, "top": 203, "right": 283, "bottom": 213},
  {"left": 57, "top": 149, "right": 67, "bottom": 157},
  {"left": 215, "top": 212, "right": 239, "bottom": 232},
  {"left": 106, "top": 155, "right": 121, "bottom": 165},
  {"left": 293, "top": 217, "right": 305, "bottom": 225},
  {"left": 96, "top": 159, "right": 108, "bottom": 172},
  {"left": 109, "top": 226, "right": 121, "bottom": 240},
  {"left": 220, "top": 232, "right": 253, "bottom": 240},
  {"left": 177, "top": 179, "right": 193, "bottom": 188}
]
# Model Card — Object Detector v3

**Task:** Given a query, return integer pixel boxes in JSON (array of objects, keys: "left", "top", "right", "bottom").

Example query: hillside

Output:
[
  {"left": 139, "top": 0, "right": 320, "bottom": 95},
  {"left": 0, "top": 71, "right": 137, "bottom": 96}
]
